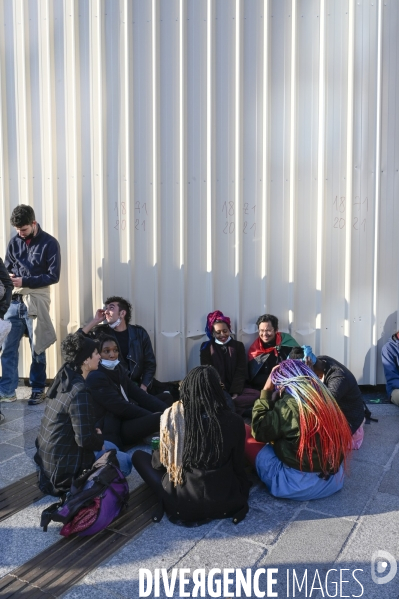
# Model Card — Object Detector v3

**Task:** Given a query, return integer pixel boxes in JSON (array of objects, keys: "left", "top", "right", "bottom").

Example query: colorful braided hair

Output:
[
  {"left": 271, "top": 360, "right": 352, "bottom": 474},
  {"left": 205, "top": 310, "right": 231, "bottom": 341}
]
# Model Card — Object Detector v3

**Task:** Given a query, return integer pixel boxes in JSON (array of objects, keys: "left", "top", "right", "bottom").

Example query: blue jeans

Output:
[
  {"left": 0, "top": 300, "right": 46, "bottom": 395},
  {"left": 95, "top": 440, "right": 132, "bottom": 477}
]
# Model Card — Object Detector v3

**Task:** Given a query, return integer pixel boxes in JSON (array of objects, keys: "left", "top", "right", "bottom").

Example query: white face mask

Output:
[
  {"left": 215, "top": 336, "right": 231, "bottom": 345},
  {"left": 101, "top": 359, "right": 120, "bottom": 369},
  {"left": 109, "top": 317, "right": 122, "bottom": 329}
]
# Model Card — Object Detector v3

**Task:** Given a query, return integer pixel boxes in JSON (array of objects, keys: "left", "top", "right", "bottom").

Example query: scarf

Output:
[
  {"left": 159, "top": 401, "right": 185, "bottom": 486},
  {"left": 248, "top": 332, "right": 283, "bottom": 360}
]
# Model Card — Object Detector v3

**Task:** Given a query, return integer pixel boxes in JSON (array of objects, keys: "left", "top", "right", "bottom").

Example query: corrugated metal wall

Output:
[{"left": 0, "top": 0, "right": 398, "bottom": 383}]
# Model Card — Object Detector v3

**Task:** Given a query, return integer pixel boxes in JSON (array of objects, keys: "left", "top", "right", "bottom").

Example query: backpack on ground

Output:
[{"left": 40, "top": 450, "right": 129, "bottom": 536}]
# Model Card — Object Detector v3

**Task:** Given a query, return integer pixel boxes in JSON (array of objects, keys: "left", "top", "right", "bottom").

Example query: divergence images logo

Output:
[{"left": 371, "top": 550, "right": 397, "bottom": 585}]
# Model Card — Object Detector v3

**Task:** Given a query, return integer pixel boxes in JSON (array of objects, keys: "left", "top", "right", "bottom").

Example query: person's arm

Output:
[
  {"left": 382, "top": 343, "right": 399, "bottom": 395},
  {"left": 0, "top": 258, "right": 13, "bottom": 318},
  {"left": 229, "top": 342, "right": 247, "bottom": 397},
  {"left": 22, "top": 238, "right": 61, "bottom": 288},
  {"left": 81, "top": 309, "right": 106, "bottom": 335},
  {"left": 139, "top": 328, "right": 157, "bottom": 390},
  {"left": 69, "top": 388, "right": 104, "bottom": 451},
  {"left": 87, "top": 371, "right": 152, "bottom": 420},
  {"left": 324, "top": 368, "right": 352, "bottom": 403}
]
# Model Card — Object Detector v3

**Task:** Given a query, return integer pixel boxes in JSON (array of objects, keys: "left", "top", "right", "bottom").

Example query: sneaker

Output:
[
  {"left": 28, "top": 391, "right": 46, "bottom": 405},
  {"left": 0, "top": 393, "right": 17, "bottom": 402}
]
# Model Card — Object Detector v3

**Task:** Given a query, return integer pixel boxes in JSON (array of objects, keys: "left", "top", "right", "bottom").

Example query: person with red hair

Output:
[
  {"left": 246, "top": 360, "right": 353, "bottom": 500},
  {"left": 200, "top": 310, "right": 259, "bottom": 414}
]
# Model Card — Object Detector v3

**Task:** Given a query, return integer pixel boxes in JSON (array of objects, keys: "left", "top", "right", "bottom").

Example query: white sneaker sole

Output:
[{"left": 0, "top": 396, "right": 17, "bottom": 402}]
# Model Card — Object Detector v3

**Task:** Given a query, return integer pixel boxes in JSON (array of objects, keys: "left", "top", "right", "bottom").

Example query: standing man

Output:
[{"left": 0, "top": 205, "right": 61, "bottom": 405}]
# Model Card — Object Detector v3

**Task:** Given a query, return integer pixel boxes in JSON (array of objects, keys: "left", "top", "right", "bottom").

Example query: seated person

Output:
[
  {"left": 289, "top": 346, "right": 365, "bottom": 449},
  {"left": 80, "top": 296, "right": 156, "bottom": 392},
  {"left": 34, "top": 333, "right": 131, "bottom": 497},
  {"left": 132, "top": 366, "right": 250, "bottom": 525},
  {"left": 381, "top": 332, "right": 399, "bottom": 407},
  {"left": 247, "top": 314, "right": 299, "bottom": 390},
  {"left": 246, "top": 360, "right": 352, "bottom": 501},
  {"left": 86, "top": 335, "right": 166, "bottom": 448},
  {"left": 200, "top": 310, "right": 259, "bottom": 414}
]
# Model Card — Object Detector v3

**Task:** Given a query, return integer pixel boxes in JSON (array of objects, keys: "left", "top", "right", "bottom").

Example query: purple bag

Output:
[{"left": 40, "top": 450, "right": 129, "bottom": 536}]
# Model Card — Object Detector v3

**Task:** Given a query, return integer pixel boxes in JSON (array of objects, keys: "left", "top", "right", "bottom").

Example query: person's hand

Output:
[
  {"left": 140, "top": 384, "right": 148, "bottom": 392},
  {"left": 96, "top": 428, "right": 102, "bottom": 434},
  {"left": 232, "top": 394, "right": 238, "bottom": 400},
  {"left": 93, "top": 309, "right": 106, "bottom": 324},
  {"left": 263, "top": 365, "right": 280, "bottom": 392},
  {"left": 10, "top": 274, "right": 23, "bottom": 287}
]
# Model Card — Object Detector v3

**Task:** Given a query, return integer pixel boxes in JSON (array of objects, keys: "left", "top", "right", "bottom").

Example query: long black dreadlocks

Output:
[{"left": 180, "top": 365, "right": 228, "bottom": 472}]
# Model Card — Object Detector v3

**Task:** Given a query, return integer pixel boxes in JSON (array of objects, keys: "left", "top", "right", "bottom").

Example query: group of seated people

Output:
[{"left": 33, "top": 297, "right": 368, "bottom": 527}]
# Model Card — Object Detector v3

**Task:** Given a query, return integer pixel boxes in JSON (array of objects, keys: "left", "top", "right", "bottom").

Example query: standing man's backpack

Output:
[{"left": 40, "top": 450, "right": 129, "bottom": 536}]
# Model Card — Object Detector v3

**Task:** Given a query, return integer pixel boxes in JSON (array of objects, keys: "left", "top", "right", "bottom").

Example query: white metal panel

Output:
[{"left": 0, "top": 0, "right": 398, "bottom": 384}]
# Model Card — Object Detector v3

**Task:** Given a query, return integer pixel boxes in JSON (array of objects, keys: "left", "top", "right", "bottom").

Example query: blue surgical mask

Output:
[
  {"left": 109, "top": 318, "right": 122, "bottom": 329},
  {"left": 101, "top": 359, "right": 120, "bottom": 369},
  {"left": 215, "top": 336, "right": 231, "bottom": 345}
]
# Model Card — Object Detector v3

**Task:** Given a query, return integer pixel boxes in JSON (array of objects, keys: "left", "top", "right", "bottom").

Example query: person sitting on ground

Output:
[
  {"left": 247, "top": 314, "right": 300, "bottom": 391},
  {"left": 381, "top": 331, "right": 399, "bottom": 407},
  {"left": 86, "top": 335, "right": 166, "bottom": 449},
  {"left": 200, "top": 310, "right": 259, "bottom": 414},
  {"left": 132, "top": 366, "right": 250, "bottom": 526},
  {"left": 80, "top": 296, "right": 156, "bottom": 392},
  {"left": 288, "top": 346, "right": 366, "bottom": 449},
  {"left": 246, "top": 360, "right": 352, "bottom": 501},
  {"left": 34, "top": 333, "right": 131, "bottom": 496}
]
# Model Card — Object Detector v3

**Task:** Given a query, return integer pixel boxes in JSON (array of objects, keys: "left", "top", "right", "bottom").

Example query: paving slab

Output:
[
  {"left": 0, "top": 414, "right": 43, "bottom": 434},
  {"left": 0, "top": 496, "right": 61, "bottom": 578},
  {"left": 0, "top": 452, "right": 38, "bottom": 482},
  {"left": 350, "top": 414, "right": 399, "bottom": 467},
  {"left": 0, "top": 443, "right": 24, "bottom": 462},
  {"left": 79, "top": 517, "right": 219, "bottom": 599},
  {"left": 4, "top": 428, "right": 38, "bottom": 450},
  {"left": 331, "top": 491, "right": 399, "bottom": 599},
  {"left": 309, "top": 451, "right": 384, "bottom": 520},
  {"left": 378, "top": 449, "right": 399, "bottom": 497}
]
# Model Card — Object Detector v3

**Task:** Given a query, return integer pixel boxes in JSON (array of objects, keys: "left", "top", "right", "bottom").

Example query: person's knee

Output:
[{"left": 391, "top": 389, "right": 399, "bottom": 406}]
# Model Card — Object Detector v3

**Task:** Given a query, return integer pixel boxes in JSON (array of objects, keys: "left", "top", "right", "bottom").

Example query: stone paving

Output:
[{"left": 0, "top": 389, "right": 398, "bottom": 598}]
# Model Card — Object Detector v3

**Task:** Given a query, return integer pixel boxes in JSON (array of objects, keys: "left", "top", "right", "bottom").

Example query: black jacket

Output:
[
  {"left": 81, "top": 323, "right": 156, "bottom": 387},
  {"left": 200, "top": 338, "right": 247, "bottom": 395},
  {"left": 34, "top": 365, "right": 103, "bottom": 495},
  {"left": 318, "top": 355, "right": 365, "bottom": 434},
  {"left": 5, "top": 224, "right": 61, "bottom": 288},
  {"left": 86, "top": 363, "right": 166, "bottom": 424},
  {"left": 0, "top": 257, "right": 13, "bottom": 318},
  {"left": 152, "top": 410, "right": 250, "bottom": 521}
]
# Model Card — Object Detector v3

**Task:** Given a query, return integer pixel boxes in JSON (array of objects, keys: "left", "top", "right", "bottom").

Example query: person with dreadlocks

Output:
[
  {"left": 200, "top": 310, "right": 259, "bottom": 414},
  {"left": 247, "top": 360, "right": 353, "bottom": 500},
  {"left": 288, "top": 346, "right": 366, "bottom": 449},
  {"left": 132, "top": 366, "right": 250, "bottom": 525}
]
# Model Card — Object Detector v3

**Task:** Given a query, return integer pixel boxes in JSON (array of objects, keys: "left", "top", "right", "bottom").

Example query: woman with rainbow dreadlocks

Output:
[
  {"left": 247, "top": 360, "right": 353, "bottom": 500},
  {"left": 200, "top": 310, "right": 260, "bottom": 414},
  {"left": 132, "top": 366, "right": 250, "bottom": 525}
]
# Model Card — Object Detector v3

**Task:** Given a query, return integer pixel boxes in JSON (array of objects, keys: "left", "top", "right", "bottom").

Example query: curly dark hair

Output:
[
  {"left": 61, "top": 333, "right": 98, "bottom": 373},
  {"left": 104, "top": 296, "right": 132, "bottom": 324},
  {"left": 256, "top": 313, "right": 278, "bottom": 330},
  {"left": 10, "top": 204, "right": 36, "bottom": 228}
]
